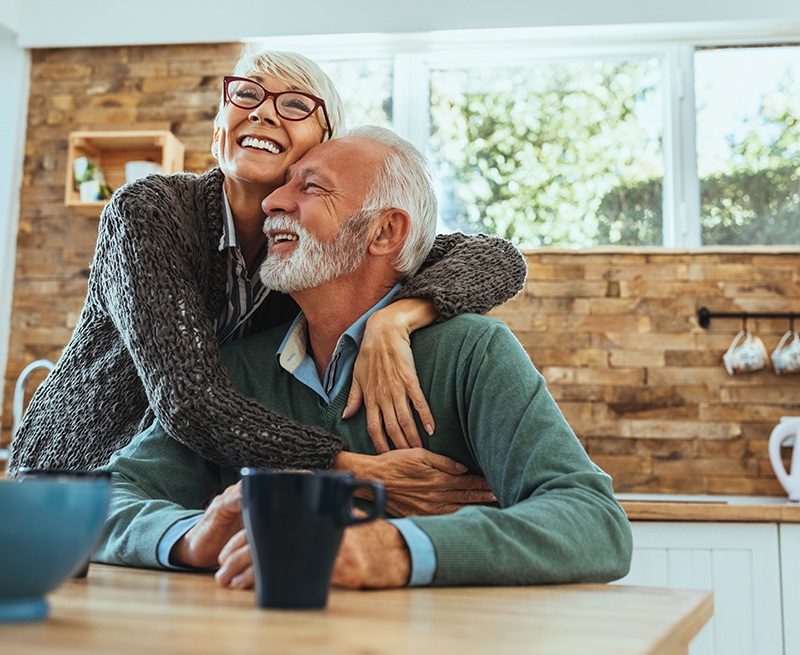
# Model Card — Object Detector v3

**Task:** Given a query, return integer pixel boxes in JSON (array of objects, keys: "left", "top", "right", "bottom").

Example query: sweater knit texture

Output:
[
  {"left": 96, "top": 315, "right": 632, "bottom": 585},
  {"left": 9, "top": 169, "right": 527, "bottom": 475}
]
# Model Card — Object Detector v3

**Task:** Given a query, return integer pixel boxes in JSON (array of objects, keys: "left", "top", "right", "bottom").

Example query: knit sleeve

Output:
[
  {"left": 93, "top": 177, "right": 346, "bottom": 471},
  {"left": 393, "top": 232, "right": 527, "bottom": 320}
]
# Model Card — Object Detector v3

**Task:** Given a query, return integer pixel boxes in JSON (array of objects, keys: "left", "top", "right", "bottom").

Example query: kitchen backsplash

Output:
[
  {"left": 491, "top": 249, "right": 800, "bottom": 496},
  {"left": 2, "top": 43, "right": 799, "bottom": 494}
]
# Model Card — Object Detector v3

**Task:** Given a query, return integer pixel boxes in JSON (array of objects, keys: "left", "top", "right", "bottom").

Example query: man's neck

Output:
[{"left": 292, "top": 270, "right": 398, "bottom": 376}]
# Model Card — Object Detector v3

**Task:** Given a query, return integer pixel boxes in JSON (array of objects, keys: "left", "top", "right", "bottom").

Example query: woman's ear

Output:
[
  {"left": 211, "top": 127, "right": 221, "bottom": 159},
  {"left": 368, "top": 209, "right": 411, "bottom": 258}
]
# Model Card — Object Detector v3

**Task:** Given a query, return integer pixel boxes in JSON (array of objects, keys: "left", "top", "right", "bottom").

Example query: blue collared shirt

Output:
[{"left": 159, "top": 284, "right": 436, "bottom": 585}]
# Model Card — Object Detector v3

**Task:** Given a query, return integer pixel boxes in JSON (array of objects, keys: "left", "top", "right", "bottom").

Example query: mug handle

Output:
[
  {"left": 340, "top": 480, "right": 387, "bottom": 526},
  {"left": 774, "top": 330, "right": 799, "bottom": 353},
  {"left": 726, "top": 330, "right": 749, "bottom": 355}
]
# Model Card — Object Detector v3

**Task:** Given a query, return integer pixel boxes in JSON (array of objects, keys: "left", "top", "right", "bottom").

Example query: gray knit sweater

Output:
[{"left": 9, "top": 168, "right": 526, "bottom": 475}]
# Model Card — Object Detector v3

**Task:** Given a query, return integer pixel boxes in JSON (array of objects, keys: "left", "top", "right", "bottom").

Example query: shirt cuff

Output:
[
  {"left": 157, "top": 515, "right": 203, "bottom": 569},
  {"left": 388, "top": 518, "right": 436, "bottom": 586}
]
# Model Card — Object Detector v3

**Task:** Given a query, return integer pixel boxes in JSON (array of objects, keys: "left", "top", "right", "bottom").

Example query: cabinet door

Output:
[
  {"left": 616, "top": 522, "right": 782, "bottom": 655},
  {"left": 781, "top": 524, "right": 800, "bottom": 655}
]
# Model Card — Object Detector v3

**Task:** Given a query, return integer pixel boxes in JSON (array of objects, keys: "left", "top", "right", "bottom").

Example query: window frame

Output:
[{"left": 256, "top": 22, "right": 800, "bottom": 249}]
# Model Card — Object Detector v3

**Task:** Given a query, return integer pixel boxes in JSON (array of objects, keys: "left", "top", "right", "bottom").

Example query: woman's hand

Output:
[
  {"left": 344, "top": 298, "right": 438, "bottom": 453},
  {"left": 335, "top": 450, "right": 496, "bottom": 517}
]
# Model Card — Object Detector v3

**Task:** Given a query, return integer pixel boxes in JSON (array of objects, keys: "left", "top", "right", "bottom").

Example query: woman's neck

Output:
[{"left": 224, "top": 179, "right": 274, "bottom": 271}]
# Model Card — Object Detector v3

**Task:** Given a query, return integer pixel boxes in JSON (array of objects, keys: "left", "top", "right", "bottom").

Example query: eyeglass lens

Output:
[{"left": 226, "top": 78, "right": 318, "bottom": 121}]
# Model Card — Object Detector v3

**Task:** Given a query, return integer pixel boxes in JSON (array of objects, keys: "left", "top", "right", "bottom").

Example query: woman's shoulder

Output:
[
  {"left": 99, "top": 168, "right": 224, "bottom": 234},
  {"left": 110, "top": 168, "right": 223, "bottom": 208}
]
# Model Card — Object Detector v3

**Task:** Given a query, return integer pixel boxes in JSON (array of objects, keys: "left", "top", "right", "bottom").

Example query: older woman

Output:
[{"left": 9, "top": 48, "right": 525, "bottom": 513}]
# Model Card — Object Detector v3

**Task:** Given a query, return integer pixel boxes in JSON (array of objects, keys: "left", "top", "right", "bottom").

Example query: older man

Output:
[{"left": 96, "top": 126, "right": 632, "bottom": 589}]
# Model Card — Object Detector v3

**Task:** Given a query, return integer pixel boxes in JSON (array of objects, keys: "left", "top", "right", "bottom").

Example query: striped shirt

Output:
[{"left": 215, "top": 187, "right": 271, "bottom": 344}]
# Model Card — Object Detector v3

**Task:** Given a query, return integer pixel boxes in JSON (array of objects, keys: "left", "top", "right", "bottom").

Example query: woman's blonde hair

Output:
[{"left": 216, "top": 47, "right": 346, "bottom": 140}]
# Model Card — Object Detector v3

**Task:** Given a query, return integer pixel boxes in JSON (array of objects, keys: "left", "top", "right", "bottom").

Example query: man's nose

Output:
[{"left": 262, "top": 186, "right": 296, "bottom": 215}]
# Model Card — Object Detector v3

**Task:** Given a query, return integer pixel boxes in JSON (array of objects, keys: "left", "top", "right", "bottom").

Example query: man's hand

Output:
[
  {"left": 332, "top": 520, "right": 411, "bottom": 589},
  {"left": 214, "top": 521, "right": 410, "bottom": 591},
  {"left": 215, "top": 529, "right": 254, "bottom": 589},
  {"left": 334, "top": 449, "right": 496, "bottom": 517},
  {"left": 171, "top": 482, "right": 243, "bottom": 569}
]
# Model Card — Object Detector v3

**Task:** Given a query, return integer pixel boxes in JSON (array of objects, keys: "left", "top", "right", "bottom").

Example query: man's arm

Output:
[
  {"left": 321, "top": 317, "right": 633, "bottom": 588},
  {"left": 93, "top": 421, "right": 227, "bottom": 569}
]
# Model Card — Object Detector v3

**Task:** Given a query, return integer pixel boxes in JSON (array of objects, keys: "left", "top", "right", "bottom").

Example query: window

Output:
[
  {"left": 428, "top": 57, "right": 663, "bottom": 247},
  {"left": 695, "top": 45, "right": 800, "bottom": 246},
  {"left": 284, "top": 26, "right": 800, "bottom": 248},
  {"left": 317, "top": 59, "right": 394, "bottom": 128}
]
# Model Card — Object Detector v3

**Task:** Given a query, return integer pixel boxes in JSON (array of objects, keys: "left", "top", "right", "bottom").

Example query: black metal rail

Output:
[{"left": 697, "top": 306, "right": 799, "bottom": 329}]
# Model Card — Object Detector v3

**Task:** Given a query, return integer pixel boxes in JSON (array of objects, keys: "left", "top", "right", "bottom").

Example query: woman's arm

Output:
[
  {"left": 95, "top": 175, "right": 346, "bottom": 471},
  {"left": 394, "top": 232, "right": 527, "bottom": 319},
  {"left": 346, "top": 232, "right": 527, "bottom": 450}
]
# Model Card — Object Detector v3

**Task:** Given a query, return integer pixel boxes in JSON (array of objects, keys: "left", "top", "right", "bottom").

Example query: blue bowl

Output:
[{"left": 0, "top": 474, "right": 111, "bottom": 622}]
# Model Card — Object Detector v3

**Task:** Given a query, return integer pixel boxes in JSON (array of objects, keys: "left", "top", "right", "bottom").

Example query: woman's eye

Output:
[
  {"left": 286, "top": 98, "right": 313, "bottom": 113},
  {"left": 234, "top": 89, "right": 259, "bottom": 101}
]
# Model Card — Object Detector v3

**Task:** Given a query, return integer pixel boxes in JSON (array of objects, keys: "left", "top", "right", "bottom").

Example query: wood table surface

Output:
[{"left": 0, "top": 564, "right": 712, "bottom": 655}]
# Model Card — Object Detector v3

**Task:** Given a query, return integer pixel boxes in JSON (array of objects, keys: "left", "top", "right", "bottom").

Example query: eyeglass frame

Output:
[{"left": 223, "top": 76, "right": 331, "bottom": 138}]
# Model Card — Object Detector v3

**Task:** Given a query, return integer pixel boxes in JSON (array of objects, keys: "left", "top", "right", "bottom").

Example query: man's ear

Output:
[{"left": 368, "top": 209, "right": 411, "bottom": 258}]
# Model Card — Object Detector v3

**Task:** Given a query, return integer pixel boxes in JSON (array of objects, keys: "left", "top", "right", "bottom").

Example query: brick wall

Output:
[
  {"left": 492, "top": 249, "right": 800, "bottom": 496},
  {"left": 3, "top": 44, "right": 800, "bottom": 495}
]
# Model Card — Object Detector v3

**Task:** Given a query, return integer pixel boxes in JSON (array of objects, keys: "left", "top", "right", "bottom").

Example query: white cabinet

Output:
[
  {"left": 781, "top": 524, "right": 800, "bottom": 655},
  {"left": 616, "top": 522, "right": 783, "bottom": 655}
]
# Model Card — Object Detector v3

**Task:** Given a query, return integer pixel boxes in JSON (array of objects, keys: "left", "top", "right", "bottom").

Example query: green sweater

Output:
[{"left": 96, "top": 314, "right": 632, "bottom": 586}]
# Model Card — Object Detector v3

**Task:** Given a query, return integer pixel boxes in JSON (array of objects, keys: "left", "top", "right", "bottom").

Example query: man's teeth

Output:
[
  {"left": 241, "top": 136, "right": 282, "bottom": 154},
  {"left": 274, "top": 233, "right": 298, "bottom": 243}
]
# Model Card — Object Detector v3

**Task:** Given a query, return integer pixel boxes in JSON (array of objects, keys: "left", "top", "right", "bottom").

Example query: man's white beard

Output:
[{"left": 260, "top": 212, "right": 374, "bottom": 293}]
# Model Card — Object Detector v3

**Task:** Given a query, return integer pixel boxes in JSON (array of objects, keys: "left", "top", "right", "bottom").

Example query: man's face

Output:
[{"left": 259, "top": 138, "right": 387, "bottom": 293}]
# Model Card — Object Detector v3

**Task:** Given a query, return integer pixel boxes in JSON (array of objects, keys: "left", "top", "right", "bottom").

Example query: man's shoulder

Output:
[
  {"left": 420, "top": 313, "right": 509, "bottom": 339},
  {"left": 412, "top": 313, "right": 519, "bottom": 357},
  {"left": 221, "top": 322, "right": 294, "bottom": 365}
]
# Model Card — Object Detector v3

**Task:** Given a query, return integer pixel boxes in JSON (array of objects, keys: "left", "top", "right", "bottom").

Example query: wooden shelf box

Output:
[{"left": 65, "top": 130, "right": 185, "bottom": 214}]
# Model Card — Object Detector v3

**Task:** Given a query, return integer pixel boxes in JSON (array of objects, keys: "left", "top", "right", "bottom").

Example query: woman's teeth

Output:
[{"left": 241, "top": 136, "right": 283, "bottom": 154}]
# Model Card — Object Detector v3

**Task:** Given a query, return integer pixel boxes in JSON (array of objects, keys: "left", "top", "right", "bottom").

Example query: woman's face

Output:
[{"left": 212, "top": 72, "right": 326, "bottom": 196}]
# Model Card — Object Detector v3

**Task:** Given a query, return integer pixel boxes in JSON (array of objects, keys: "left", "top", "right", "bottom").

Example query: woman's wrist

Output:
[
  {"left": 334, "top": 451, "right": 372, "bottom": 477},
  {"left": 369, "top": 298, "right": 438, "bottom": 335}
]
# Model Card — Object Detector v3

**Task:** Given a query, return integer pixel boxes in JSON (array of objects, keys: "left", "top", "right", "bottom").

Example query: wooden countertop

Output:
[
  {"left": 0, "top": 564, "right": 712, "bottom": 655},
  {"left": 619, "top": 494, "right": 800, "bottom": 522}
]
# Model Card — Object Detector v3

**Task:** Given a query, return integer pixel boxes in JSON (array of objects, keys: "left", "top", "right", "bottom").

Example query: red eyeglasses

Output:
[{"left": 223, "top": 76, "right": 331, "bottom": 136}]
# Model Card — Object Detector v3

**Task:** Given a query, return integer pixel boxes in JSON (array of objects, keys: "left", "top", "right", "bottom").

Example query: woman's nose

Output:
[{"left": 249, "top": 97, "right": 280, "bottom": 125}]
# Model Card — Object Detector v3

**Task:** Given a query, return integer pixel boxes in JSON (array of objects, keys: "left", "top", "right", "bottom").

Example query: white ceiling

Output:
[{"left": 4, "top": 0, "right": 800, "bottom": 48}]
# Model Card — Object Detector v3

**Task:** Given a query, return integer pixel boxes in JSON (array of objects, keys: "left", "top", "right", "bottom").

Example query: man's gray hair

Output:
[
  {"left": 216, "top": 47, "right": 346, "bottom": 140},
  {"left": 346, "top": 126, "right": 437, "bottom": 277}
]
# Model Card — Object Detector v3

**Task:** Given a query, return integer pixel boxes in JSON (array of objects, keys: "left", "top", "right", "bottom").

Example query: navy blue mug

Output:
[{"left": 241, "top": 469, "right": 386, "bottom": 610}]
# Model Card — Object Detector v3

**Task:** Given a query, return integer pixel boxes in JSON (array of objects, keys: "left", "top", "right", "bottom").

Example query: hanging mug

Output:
[
  {"left": 722, "top": 330, "right": 767, "bottom": 376},
  {"left": 772, "top": 330, "right": 800, "bottom": 375}
]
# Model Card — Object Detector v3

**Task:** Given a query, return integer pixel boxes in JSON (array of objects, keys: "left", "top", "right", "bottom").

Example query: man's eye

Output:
[{"left": 303, "top": 183, "right": 322, "bottom": 191}]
